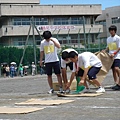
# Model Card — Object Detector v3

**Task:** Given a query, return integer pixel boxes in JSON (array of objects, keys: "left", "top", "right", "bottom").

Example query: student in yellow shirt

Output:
[
  {"left": 40, "top": 31, "right": 63, "bottom": 94},
  {"left": 103, "top": 25, "right": 120, "bottom": 90}
]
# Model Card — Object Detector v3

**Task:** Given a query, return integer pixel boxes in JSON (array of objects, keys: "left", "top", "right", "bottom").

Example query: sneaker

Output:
[
  {"left": 65, "top": 89, "right": 70, "bottom": 94},
  {"left": 111, "top": 84, "right": 117, "bottom": 89},
  {"left": 96, "top": 87, "right": 105, "bottom": 93},
  {"left": 48, "top": 89, "right": 54, "bottom": 94},
  {"left": 59, "top": 87, "right": 64, "bottom": 93},
  {"left": 79, "top": 87, "right": 90, "bottom": 94},
  {"left": 112, "top": 84, "right": 120, "bottom": 90}
]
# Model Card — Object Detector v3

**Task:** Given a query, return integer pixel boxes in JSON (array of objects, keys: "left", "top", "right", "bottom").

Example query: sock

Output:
[{"left": 99, "top": 86, "right": 102, "bottom": 88}]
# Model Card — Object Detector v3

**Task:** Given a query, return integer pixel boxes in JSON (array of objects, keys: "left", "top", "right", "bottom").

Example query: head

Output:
[
  {"left": 69, "top": 51, "right": 78, "bottom": 63},
  {"left": 109, "top": 25, "right": 117, "bottom": 37},
  {"left": 32, "top": 62, "right": 34, "bottom": 64},
  {"left": 62, "top": 51, "right": 69, "bottom": 61},
  {"left": 43, "top": 31, "right": 52, "bottom": 41}
]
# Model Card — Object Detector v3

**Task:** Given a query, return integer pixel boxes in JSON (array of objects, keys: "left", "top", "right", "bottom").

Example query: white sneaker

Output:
[
  {"left": 59, "top": 87, "right": 64, "bottom": 93},
  {"left": 79, "top": 87, "right": 90, "bottom": 93},
  {"left": 65, "top": 89, "right": 70, "bottom": 94},
  {"left": 96, "top": 87, "right": 105, "bottom": 93},
  {"left": 48, "top": 89, "right": 54, "bottom": 94}
]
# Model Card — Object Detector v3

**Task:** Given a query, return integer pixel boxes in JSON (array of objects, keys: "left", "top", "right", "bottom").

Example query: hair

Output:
[
  {"left": 62, "top": 51, "right": 69, "bottom": 60},
  {"left": 43, "top": 31, "right": 52, "bottom": 39},
  {"left": 69, "top": 51, "right": 78, "bottom": 58},
  {"left": 109, "top": 25, "right": 117, "bottom": 33}
]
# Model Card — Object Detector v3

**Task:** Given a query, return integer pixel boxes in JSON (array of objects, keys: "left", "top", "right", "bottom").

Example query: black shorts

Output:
[
  {"left": 66, "top": 62, "right": 73, "bottom": 71},
  {"left": 45, "top": 61, "right": 61, "bottom": 76},
  {"left": 77, "top": 67, "right": 101, "bottom": 80},
  {"left": 111, "top": 59, "right": 120, "bottom": 68}
]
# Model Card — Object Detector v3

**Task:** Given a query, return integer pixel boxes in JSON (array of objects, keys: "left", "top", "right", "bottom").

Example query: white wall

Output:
[
  {"left": 0, "top": 5, "right": 102, "bottom": 16},
  {"left": 0, "top": 25, "right": 103, "bottom": 37}
]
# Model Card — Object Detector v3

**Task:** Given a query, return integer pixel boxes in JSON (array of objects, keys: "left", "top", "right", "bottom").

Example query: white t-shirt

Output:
[
  {"left": 72, "top": 52, "right": 102, "bottom": 72},
  {"left": 107, "top": 34, "right": 120, "bottom": 59},
  {"left": 40, "top": 37, "right": 60, "bottom": 63},
  {"left": 32, "top": 64, "right": 36, "bottom": 70},
  {"left": 61, "top": 48, "right": 78, "bottom": 68}
]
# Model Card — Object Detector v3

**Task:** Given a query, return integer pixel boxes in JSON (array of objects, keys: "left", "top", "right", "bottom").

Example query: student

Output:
[
  {"left": 61, "top": 48, "right": 78, "bottom": 93},
  {"left": 31, "top": 62, "right": 36, "bottom": 76},
  {"left": 6, "top": 65, "right": 10, "bottom": 77},
  {"left": 66, "top": 51, "right": 105, "bottom": 93},
  {"left": 103, "top": 25, "right": 120, "bottom": 90},
  {"left": 2, "top": 65, "right": 6, "bottom": 78},
  {"left": 10, "top": 65, "right": 15, "bottom": 78},
  {"left": 19, "top": 64, "right": 23, "bottom": 77},
  {"left": 40, "top": 31, "right": 63, "bottom": 94}
]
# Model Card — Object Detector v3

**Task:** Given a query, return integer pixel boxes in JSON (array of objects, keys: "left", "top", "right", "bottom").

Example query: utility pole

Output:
[
  {"left": 31, "top": 17, "right": 37, "bottom": 74},
  {"left": 78, "top": 28, "right": 81, "bottom": 49},
  {"left": 83, "top": 16, "right": 87, "bottom": 51}
]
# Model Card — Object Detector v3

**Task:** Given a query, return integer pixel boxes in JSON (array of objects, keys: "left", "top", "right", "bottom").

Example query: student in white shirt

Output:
[
  {"left": 103, "top": 25, "right": 120, "bottom": 90},
  {"left": 61, "top": 48, "right": 78, "bottom": 93},
  {"left": 66, "top": 51, "right": 105, "bottom": 93},
  {"left": 40, "top": 31, "right": 63, "bottom": 94}
]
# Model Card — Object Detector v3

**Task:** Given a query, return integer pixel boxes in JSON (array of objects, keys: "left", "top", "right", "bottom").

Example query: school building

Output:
[
  {"left": 0, "top": 0, "right": 103, "bottom": 47},
  {"left": 96, "top": 6, "right": 120, "bottom": 41}
]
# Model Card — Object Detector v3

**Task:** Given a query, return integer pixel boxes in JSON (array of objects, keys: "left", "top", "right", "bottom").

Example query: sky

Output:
[{"left": 40, "top": 0, "right": 120, "bottom": 10}]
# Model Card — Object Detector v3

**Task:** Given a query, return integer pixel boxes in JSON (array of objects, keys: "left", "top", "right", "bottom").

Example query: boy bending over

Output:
[{"left": 67, "top": 51, "right": 105, "bottom": 93}]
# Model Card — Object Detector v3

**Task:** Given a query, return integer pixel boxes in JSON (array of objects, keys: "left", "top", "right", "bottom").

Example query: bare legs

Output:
[
  {"left": 112, "top": 67, "right": 120, "bottom": 85},
  {"left": 47, "top": 74, "right": 63, "bottom": 89}
]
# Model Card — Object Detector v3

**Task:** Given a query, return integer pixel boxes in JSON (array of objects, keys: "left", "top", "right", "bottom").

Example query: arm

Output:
[
  {"left": 66, "top": 62, "right": 76, "bottom": 88},
  {"left": 50, "top": 38, "right": 61, "bottom": 48},
  {"left": 61, "top": 68, "right": 67, "bottom": 84},
  {"left": 79, "top": 68, "right": 89, "bottom": 85},
  {"left": 66, "top": 72, "right": 75, "bottom": 88},
  {"left": 79, "top": 56, "right": 89, "bottom": 85},
  {"left": 40, "top": 51, "right": 44, "bottom": 66},
  {"left": 102, "top": 47, "right": 109, "bottom": 53},
  {"left": 111, "top": 48, "right": 120, "bottom": 57},
  {"left": 104, "top": 47, "right": 109, "bottom": 52},
  {"left": 61, "top": 59, "right": 67, "bottom": 84},
  {"left": 69, "top": 72, "right": 76, "bottom": 85}
]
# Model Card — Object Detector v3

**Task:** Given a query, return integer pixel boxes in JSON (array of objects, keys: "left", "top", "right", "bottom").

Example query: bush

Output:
[{"left": 0, "top": 46, "right": 40, "bottom": 66}]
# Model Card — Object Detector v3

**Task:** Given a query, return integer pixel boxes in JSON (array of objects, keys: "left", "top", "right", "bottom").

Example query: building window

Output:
[
  {"left": 13, "top": 18, "right": 30, "bottom": 26},
  {"left": 53, "top": 17, "right": 87, "bottom": 25},
  {"left": 54, "top": 18, "right": 69, "bottom": 25},
  {"left": 13, "top": 36, "right": 42, "bottom": 46},
  {"left": 34, "top": 18, "right": 48, "bottom": 25},
  {"left": 112, "top": 17, "right": 120, "bottom": 24},
  {"left": 95, "top": 20, "right": 106, "bottom": 26},
  {"left": 71, "top": 17, "right": 84, "bottom": 25},
  {"left": 13, "top": 17, "right": 48, "bottom": 26}
]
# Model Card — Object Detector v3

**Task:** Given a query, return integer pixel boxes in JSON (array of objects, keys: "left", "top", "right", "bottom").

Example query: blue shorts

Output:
[
  {"left": 77, "top": 67, "right": 101, "bottom": 80},
  {"left": 45, "top": 61, "right": 61, "bottom": 76},
  {"left": 111, "top": 59, "right": 120, "bottom": 68}
]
